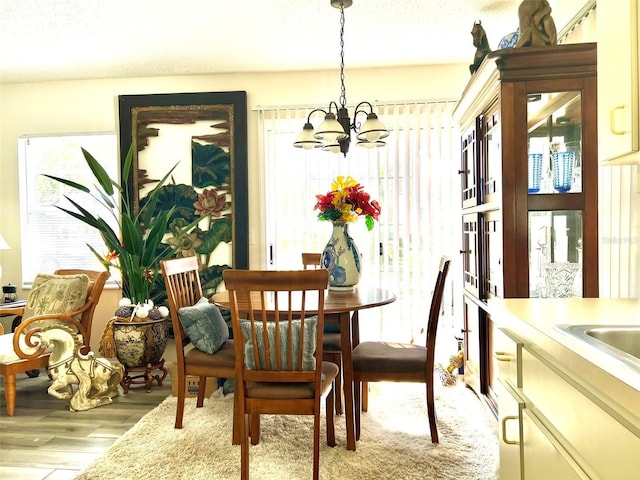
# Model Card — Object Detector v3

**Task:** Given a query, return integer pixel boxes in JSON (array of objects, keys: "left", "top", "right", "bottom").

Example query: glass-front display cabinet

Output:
[
  {"left": 453, "top": 42, "right": 599, "bottom": 405},
  {"left": 526, "top": 89, "right": 588, "bottom": 298}
]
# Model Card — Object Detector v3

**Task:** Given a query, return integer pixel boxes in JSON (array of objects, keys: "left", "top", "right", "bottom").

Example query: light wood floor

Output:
[{"left": 0, "top": 368, "right": 172, "bottom": 480}]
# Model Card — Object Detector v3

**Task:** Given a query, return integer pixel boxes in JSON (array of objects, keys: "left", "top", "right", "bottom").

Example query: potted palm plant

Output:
[{"left": 43, "top": 145, "right": 196, "bottom": 370}]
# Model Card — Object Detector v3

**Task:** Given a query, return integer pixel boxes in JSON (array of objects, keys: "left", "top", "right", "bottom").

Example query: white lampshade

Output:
[
  {"left": 356, "top": 113, "right": 390, "bottom": 142},
  {"left": 314, "top": 113, "right": 348, "bottom": 142},
  {"left": 293, "top": 123, "right": 322, "bottom": 150}
]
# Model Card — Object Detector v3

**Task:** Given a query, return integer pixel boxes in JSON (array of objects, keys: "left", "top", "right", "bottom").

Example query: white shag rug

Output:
[{"left": 75, "top": 381, "right": 498, "bottom": 480}]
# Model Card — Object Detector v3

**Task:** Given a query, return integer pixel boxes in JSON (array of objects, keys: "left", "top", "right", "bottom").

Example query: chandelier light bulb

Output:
[{"left": 322, "top": 143, "right": 342, "bottom": 154}]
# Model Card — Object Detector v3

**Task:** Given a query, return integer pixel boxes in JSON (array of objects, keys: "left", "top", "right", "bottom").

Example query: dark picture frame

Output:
[{"left": 118, "top": 91, "right": 248, "bottom": 299}]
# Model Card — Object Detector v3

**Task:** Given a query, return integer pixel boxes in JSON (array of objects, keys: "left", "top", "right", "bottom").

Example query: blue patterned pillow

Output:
[
  {"left": 240, "top": 316, "right": 317, "bottom": 371},
  {"left": 178, "top": 297, "right": 229, "bottom": 354}
]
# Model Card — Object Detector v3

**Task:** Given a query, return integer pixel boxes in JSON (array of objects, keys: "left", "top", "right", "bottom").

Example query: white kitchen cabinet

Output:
[
  {"left": 491, "top": 299, "right": 640, "bottom": 479},
  {"left": 521, "top": 409, "right": 586, "bottom": 480},
  {"left": 598, "top": 0, "right": 640, "bottom": 164},
  {"left": 521, "top": 347, "right": 640, "bottom": 479},
  {"left": 496, "top": 379, "right": 523, "bottom": 479}
]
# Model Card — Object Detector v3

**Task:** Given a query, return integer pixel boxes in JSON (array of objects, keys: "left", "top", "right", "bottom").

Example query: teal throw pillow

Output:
[
  {"left": 178, "top": 297, "right": 229, "bottom": 354},
  {"left": 240, "top": 316, "right": 317, "bottom": 371}
]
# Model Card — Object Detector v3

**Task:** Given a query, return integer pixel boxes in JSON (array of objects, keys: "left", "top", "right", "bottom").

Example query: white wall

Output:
[{"left": 0, "top": 64, "right": 470, "bottom": 350}]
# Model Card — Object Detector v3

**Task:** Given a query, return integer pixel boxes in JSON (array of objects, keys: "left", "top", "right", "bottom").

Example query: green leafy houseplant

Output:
[
  {"left": 44, "top": 144, "right": 236, "bottom": 359},
  {"left": 43, "top": 145, "right": 188, "bottom": 308}
]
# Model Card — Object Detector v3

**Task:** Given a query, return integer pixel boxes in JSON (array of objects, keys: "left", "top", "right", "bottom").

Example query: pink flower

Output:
[{"left": 193, "top": 189, "right": 229, "bottom": 217}]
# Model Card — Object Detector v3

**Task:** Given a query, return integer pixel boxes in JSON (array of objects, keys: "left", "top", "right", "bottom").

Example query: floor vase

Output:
[
  {"left": 112, "top": 318, "right": 168, "bottom": 368},
  {"left": 322, "top": 221, "right": 361, "bottom": 291}
]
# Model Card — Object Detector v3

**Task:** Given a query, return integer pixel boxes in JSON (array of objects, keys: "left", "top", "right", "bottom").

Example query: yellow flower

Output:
[{"left": 331, "top": 175, "right": 358, "bottom": 191}]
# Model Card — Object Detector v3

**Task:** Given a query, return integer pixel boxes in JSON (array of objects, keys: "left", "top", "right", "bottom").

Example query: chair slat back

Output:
[
  {"left": 301, "top": 253, "right": 322, "bottom": 270},
  {"left": 160, "top": 256, "right": 203, "bottom": 351},
  {"left": 223, "top": 269, "right": 328, "bottom": 386},
  {"left": 425, "top": 256, "right": 451, "bottom": 361}
]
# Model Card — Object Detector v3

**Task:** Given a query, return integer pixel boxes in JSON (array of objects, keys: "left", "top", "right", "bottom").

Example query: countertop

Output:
[{"left": 486, "top": 297, "right": 640, "bottom": 432}]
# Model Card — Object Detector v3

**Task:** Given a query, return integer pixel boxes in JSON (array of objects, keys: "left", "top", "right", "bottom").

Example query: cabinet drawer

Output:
[
  {"left": 494, "top": 327, "right": 522, "bottom": 388},
  {"left": 522, "top": 409, "right": 585, "bottom": 480},
  {"left": 522, "top": 348, "right": 640, "bottom": 479},
  {"left": 496, "top": 378, "right": 523, "bottom": 479}
]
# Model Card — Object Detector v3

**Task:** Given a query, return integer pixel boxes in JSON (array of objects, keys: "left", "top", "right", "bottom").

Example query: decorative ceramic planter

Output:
[
  {"left": 112, "top": 318, "right": 169, "bottom": 368},
  {"left": 321, "top": 221, "right": 361, "bottom": 291}
]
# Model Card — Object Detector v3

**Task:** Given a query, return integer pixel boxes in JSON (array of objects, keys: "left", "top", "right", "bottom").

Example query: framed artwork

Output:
[{"left": 118, "top": 91, "right": 248, "bottom": 300}]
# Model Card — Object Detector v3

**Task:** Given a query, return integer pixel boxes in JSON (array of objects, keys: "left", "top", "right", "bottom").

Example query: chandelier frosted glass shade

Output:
[
  {"left": 314, "top": 113, "right": 349, "bottom": 142},
  {"left": 293, "top": 123, "right": 322, "bottom": 150},
  {"left": 357, "top": 113, "right": 390, "bottom": 142}
]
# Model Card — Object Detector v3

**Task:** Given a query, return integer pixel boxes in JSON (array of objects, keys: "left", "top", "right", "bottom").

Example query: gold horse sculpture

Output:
[{"left": 34, "top": 324, "right": 123, "bottom": 412}]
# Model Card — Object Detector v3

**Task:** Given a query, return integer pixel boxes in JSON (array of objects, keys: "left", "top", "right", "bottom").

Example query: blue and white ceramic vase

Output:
[
  {"left": 498, "top": 28, "right": 520, "bottom": 49},
  {"left": 321, "top": 221, "right": 361, "bottom": 291}
]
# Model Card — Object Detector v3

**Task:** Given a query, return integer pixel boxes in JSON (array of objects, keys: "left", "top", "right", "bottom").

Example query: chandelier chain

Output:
[{"left": 339, "top": 6, "right": 347, "bottom": 108}]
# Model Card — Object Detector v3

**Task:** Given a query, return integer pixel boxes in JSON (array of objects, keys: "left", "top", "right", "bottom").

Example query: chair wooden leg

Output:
[
  {"left": 354, "top": 380, "right": 362, "bottom": 440},
  {"left": 324, "top": 351, "right": 343, "bottom": 415},
  {"left": 313, "top": 408, "right": 321, "bottom": 480},
  {"left": 174, "top": 376, "right": 186, "bottom": 429},
  {"left": 196, "top": 376, "right": 206, "bottom": 408},
  {"left": 240, "top": 413, "right": 250, "bottom": 480},
  {"left": 334, "top": 358, "right": 343, "bottom": 415},
  {"left": 250, "top": 413, "right": 261, "bottom": 445},
  {"left": 326, "top": 388, "right": 336, "bottom": 447},
  {"left": 232, "top": 390, "right": 241, "bottom": 445},
  {"left": 3, "top": 373, "right": 16, "bottom": 416},
  {"left": 426, "top": 384, "right": 439, "bottom": 443},
  {"left": 362, "top": 381, "right": 368, "bottom": 412}
]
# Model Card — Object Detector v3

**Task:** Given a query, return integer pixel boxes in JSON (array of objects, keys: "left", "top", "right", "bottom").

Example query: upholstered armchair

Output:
[{"left": 0, "top": 269, "right": 109, "bottom": 416}]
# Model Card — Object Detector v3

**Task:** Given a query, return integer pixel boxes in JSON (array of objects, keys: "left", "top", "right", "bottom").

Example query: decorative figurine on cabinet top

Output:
[
  {"left": 515, "top": 0, "right": 557, "bottom": 47},
  {"left": 469, "top": 20, "right": 491, "bottom": 74}
]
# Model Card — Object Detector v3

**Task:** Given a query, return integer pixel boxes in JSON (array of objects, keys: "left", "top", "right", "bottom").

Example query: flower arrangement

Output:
[{"left": 314, "top": 176, "right": 381, "bottom": 230}]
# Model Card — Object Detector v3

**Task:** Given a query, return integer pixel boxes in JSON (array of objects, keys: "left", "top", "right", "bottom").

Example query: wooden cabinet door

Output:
[
  {"left": 462, "top": 295, "right": 480, "bottom": 391},
  {"left": 461, "top": 125, "right": 479, "bottom": 208},
  {"left": 462, "top": 213, "right": 479, "bottom": 296}
]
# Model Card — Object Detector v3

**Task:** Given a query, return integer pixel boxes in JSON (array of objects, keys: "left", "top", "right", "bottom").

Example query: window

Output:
[{"left": 18, "top": 133, "right": 118, "bottom": 287}]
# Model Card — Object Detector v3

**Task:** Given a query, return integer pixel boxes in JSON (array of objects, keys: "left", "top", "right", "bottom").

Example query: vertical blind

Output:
[{"left": 258, "top": 101, "right": 462, "bottom": 346}]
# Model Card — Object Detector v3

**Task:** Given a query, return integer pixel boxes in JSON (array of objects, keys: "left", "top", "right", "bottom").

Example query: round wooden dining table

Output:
[{"left": 211, "top": 285, "right": 396, "bottom": 451}]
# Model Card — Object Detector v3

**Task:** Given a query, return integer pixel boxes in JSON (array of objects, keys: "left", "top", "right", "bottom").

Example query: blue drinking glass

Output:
[
  {"left": 552, "top": 152, "right": 574, "bottom": 193},
  {"left": 528, "top": 153, "right": 543, "bottom": 193}
]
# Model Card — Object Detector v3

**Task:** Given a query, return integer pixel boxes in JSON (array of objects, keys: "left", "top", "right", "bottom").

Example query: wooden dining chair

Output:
[
  {"left": 224, "top": 268, "right": 337, "bottom": 480},
  {"left": 301, "top": 252, "right": 322, "bottom": 269},
  {"left": 0, "top": 269, "right": 109, "bottom": 416},
  {"left": 301, "top": 252, "right": 346, "bottom": 415},
  {"left": 160, "top": 256, "right": 240, "bottom": 444},
  {"left": 352, "top": 255, "right": 451, "bottom": 443}
]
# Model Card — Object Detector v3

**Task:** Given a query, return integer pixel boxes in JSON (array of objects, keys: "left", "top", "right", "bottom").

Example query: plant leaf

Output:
[
  {"left": 121, "top": 215, "right": 142, "bottom": 256},
  {"left": 42, "top": 174, "right": 91, "bottom": 193},
  {"left": 81, "top": 147, "right": 114, "bottom": 196}
]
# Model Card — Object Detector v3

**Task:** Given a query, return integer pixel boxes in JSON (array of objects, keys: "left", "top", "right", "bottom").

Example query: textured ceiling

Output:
[{"left": 0, "top": 0, "right": 587, "bottom": 84}]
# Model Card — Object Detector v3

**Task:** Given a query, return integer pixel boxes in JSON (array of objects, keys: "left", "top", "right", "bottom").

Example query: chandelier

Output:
[{"left": 293, "top": 0, "right": 389, "bottom": 156}]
